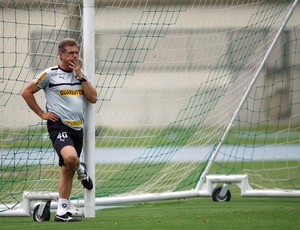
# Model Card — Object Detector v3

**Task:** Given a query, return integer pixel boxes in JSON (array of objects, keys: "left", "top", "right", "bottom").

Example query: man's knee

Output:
[
  {"left": 60, "top": 146, "right": 80, "bottom": 170},
  {"left": 64, "top": 155, "right": 79, "bottom": 168}
]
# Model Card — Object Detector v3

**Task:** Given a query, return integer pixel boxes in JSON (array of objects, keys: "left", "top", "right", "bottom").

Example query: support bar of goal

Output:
[{"left": 195, "top": 0, "right": 300, "bottom": 192}]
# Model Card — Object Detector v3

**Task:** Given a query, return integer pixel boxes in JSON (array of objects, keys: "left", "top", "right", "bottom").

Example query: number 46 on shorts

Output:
[{"left": 57, "top": 132, "right": 68, "bottom": 141}]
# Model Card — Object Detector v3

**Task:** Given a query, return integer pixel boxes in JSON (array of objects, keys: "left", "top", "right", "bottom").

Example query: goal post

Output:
[
  {"left": 83, "top": 0, "right": 96, "bottom": 218},
  {"left": 1, "top": 0, "right": 300, "bottom": 218}
]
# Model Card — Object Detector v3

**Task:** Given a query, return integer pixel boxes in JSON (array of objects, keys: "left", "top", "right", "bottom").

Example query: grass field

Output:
[
  {"left": 2, "top": 125, "right": 300, "bottom": 148},
  {"left": 1, "top": 188, "right": 300, "bottom": 230}
]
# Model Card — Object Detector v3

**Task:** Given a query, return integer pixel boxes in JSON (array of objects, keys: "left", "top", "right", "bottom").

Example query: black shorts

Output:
[{"left": 47, "top": 119, "right": 83, "bottom": 166}]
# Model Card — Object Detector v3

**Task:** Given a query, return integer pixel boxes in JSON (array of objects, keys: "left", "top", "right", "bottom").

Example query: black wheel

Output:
[
  {"left": 212, "top": 185, "right": 231, "bottom": 202},
  {"left": 33, "top": 203, "right": 51, "bottom": 222}
]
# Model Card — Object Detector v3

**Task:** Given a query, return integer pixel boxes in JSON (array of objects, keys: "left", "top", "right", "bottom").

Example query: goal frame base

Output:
[{"left": 1, "top": 174, "right": 299, "bottom": 217}]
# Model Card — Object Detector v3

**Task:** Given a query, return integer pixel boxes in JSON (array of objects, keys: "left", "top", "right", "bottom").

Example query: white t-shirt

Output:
[{"left": 34, "top": 65, "right": 86, "bottom": 130}]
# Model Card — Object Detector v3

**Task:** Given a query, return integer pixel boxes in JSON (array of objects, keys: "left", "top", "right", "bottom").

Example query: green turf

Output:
[
  {"left": 1, "top": 191, "right": 300, "bottom": 230},
  {"left": 2, "top": 125, "right": 300, "bottom": 148}
]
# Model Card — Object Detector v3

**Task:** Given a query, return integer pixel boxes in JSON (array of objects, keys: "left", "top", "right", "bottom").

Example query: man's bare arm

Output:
[
  {"left": 81, "top": 80, "right": 97, "bottom": 104},
  {"left": 21, "top": 81, "right": 59, "bottom": 122},
  {"left": 69, "top": 57, "right": 97, "bottom": 104}
]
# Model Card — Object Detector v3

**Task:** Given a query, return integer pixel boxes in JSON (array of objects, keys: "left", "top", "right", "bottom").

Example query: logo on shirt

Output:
[{"left": 60, "top": 89, "right": 84, "bottom": 96}]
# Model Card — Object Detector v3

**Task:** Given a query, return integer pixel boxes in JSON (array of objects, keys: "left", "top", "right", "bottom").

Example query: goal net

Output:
[{"left": 1, "top": 0, "right": 300, "bottom": 215}]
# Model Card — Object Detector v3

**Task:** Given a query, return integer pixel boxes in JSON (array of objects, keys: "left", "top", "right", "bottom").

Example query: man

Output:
[{"left": 21, "top": 38, "right": 97, "bottom": 222}]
